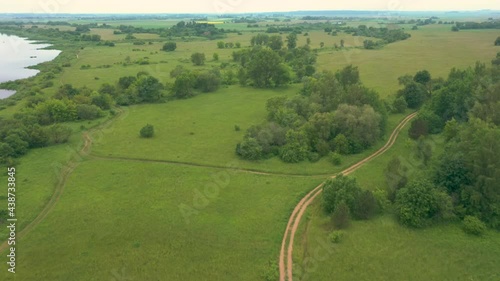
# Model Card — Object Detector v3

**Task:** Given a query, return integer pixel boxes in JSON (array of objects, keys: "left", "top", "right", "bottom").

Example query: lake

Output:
[{"left": 0, "top": 33, "right": 61, "bottom": 99}]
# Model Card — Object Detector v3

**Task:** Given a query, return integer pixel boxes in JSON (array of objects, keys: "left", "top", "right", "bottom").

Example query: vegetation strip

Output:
[{"left": 279, "top": 112, "right": 417, "bottom": 281}]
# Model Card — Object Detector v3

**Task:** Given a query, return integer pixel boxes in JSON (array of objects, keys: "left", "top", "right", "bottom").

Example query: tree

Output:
[
  {"left": 408, "top": 118, "right": 429, "bottom": 140},
  {"left": 213, "top": 53, "right": 219, "bottom": 61},
  {"left": 340, "top": 39, "right": 345, "bottom": 48},
  {"left": 398, "top": 82, "right": 427, "bottom": 109},
  {"left": 332, "top": 202, "right": 350, "bottom": 229},
  {"left": 353, "top": 190, "right": 378, "bottom": 220},
  {"left": 134, "top": 75, "right": 163, "bottom": 103},
  {"left": 413, "top": 70, "right": 431, "bottom": 85},
  {"left": 217, "top": 41, "right": 225, "bottom": 49},
  {"left": 395, "top": 179, "right": 440, "bottom": 228},
  {"left": 247, "top": 48, "right": 290, "bottom": 88},
  {"left": 451, "top": 26, "right": 459, "bottom": 32},
  {"left": 76, "top": 104, "right": 103, "bottom": 120},
  {"left": 4, "top": 134, "right": 28, "bottom": 157},
  {"left": 236, "top": 138, "right": 263, "bottom": 160},
  {"left": 392, "top": 96, "right": 407, "bottom": 113},
  {"left": 195, "top": 70, "right": 221, "bottom": 93},
  {"left": 191, "top": 52, "right": 206, "bottom": 66},
  {"left": 140, "top": 124, "right": 154, "bottom": 138},
  {"left": 172, "top": 72, "right": 196, "bottom": 99},
  {"left": 268, "top": 35, "right": 283, "bottom": 51},
  {"left": 279, "top": 130, "right": 309, "bottom": 163},
  {"left": 306, "top": 37, "right": 311, "bottom": 45},
  {"left": 162, "top": 42, "right": 177, "bottom": 52},
  {"left": 336, "top": 65, "right": 359, "bottom": 87},
  {"left": 495, "top": 36, "right": 500, "bottom": 46},
  {"left": 385, "top": 157, "right": 408, "bottom": 202},
  {"left": 332, "top": 133, "right": 350, "bottom": 154},
  {"left": 46, "top": 124, "right": 72, "bottom": 144},
  {"left": 286, "top": 33, "right": 297, "bottom": 49},
  {"left": 320, "top": 42, "right": 325, "bottom": 48},
  {"left": 322, "top": 174, "right": 362, "bottom": 214}
]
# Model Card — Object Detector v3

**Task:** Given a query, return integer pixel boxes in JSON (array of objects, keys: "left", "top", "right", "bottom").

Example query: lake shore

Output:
[{"left": 0, "top": 33, "right": 61, "bottom": 99}]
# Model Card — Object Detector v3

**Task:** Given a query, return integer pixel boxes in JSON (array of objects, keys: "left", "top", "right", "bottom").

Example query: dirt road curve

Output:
[{"left": 279, "top": 112, "right": 417, "bottom": 281}]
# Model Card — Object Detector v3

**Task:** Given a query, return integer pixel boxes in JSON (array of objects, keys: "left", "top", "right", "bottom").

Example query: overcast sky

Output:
[{"left": 1, "top": 0, "right": 499, "bottom": 14}]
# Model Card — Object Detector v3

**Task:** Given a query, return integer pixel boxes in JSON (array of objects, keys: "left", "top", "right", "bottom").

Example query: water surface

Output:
[{"left": 0, "top": 33, "right": 61, "bottom": 98}]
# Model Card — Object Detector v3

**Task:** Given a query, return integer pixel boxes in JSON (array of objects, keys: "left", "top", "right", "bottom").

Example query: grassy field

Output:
[
  {"left": 90, "top": 86, "right": 409, "bottom": 175},
  {"left": 0, "top": 159, "right": 322, "bottom": 280},
  {"left": 316, "top": 25, "right": 500, "bottom": 97},
  {"left": 292, "top": 126, "right": 500, "bottom": 281},
  {"left": 1, "top": 16, "right": 499, "bottom": 281}
]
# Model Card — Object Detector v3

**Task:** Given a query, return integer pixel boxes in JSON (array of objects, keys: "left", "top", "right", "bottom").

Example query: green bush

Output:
[
  {"left": 329, "top": 230, "right": 345, "bottom": 243},
  {"left": 329, "top": 152, "right": 342, "bottom": 166},
  {"left": 140, "top": 124, "right": 155, "bottom": 138},
  {"left": 332, "top": 202, "right": 351, "bottom": 229},
  {"left": 462, "top": 216, "right": 487, "bottom": 236},
  {"left": 307, "top": 152, "right": 320, "bottom": 163}
]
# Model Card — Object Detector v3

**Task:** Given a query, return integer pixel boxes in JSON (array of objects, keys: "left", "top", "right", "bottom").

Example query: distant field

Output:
[
  {"left": 0, "top": 159, "right": 322, "bottom": 281},
  {"left": 316, "top": 25, "right": 500, "bottom": 97}
]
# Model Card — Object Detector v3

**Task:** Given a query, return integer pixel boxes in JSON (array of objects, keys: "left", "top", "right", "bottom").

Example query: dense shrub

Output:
[
  {"left": 140, "top": 124, "right": 155, "bottom": 138},
  {"left": 462, "top": 216, "right": 487, "bottom": 236},
  {"left": 76, "top": 104, "right": 104, "bottom": 120},
  {"left": 329, "top": 230, "right": 345, "bottom": 243},
  {"left": 162, "top": 42, "right": 177, "bottom": 52},
  {"left": 323, "top": 175, "right": 362, "bottom": 214},
  {"left": 332, "top": 202, "right": 351, "bottom": 229}
]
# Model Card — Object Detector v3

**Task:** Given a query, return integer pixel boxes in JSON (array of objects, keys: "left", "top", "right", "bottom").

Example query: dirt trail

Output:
[
  {"left": 0, "top": 109, "right": 122, "bottom": 253},
  {"left": 279, "top": 112, "right": 417, "bottom": 281}
]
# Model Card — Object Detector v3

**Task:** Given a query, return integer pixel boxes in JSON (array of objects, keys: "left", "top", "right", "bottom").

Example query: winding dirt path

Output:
[
  {"left": 0, "top": 109, "right": 123, "bottom": 253},
  {"left": 279, "top": 112, "right": 417, "bottom": 281}
]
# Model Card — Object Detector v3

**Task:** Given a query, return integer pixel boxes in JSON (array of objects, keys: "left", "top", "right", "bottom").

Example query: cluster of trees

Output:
[
  {"left": 80, "top": 34, "right": 101, "bottom": 42},
  {"left": 231, "top": 33, "right": 317, "bottom": 86},
  {"left": 217, "top": 41, "right": 241, "bottom": 49},
  {"left": 323, "top": 175, "right": 381, "bottom": 229},
  {"left": 454, "top": 21, "right": 500, "bottom": 30},
  {"left": 169, "top": 66, "right": 222, "bottom": 99},
  {"left": 343, "top": 25, "right": 411, "bottom": 44},
  {"left": 0, "top": 120, "right": 73, "bottom": 164},
  {"left": 385, "top": 55, "right": 500, "bottom": 233},
  {"left": 236, "top": 66, "right": 387, "bottom": 163},
  {"left": 161, "top": 21, "right": 228, "bottom": 39}
]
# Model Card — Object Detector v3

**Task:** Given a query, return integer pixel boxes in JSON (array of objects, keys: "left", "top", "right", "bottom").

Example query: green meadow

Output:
[
  {"left": 0, "top": 14, "right": 499, "bottom": 281},
  {"left": 0, "top": 159, "right": 322, "bottom": 280},
  {"left": 292, "top": 127, "right": 500, "bottom": 281}
]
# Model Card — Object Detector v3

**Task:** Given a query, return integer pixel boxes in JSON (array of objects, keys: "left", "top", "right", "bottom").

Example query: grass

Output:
[
  {"left": 1, "top": 17, "right": 499, "bottom": 281},
  {"left": 296, "top": 205, "right": 500, "bottom": 281},
  {"left": 292, "top": 123, "right": 500, "bottom": 281},
  {"left": 90, "top": 86, "right": 409, "bottom": 175},
  {"left": 0, "top": 159, "right": 322, "bottom": 281},
  {"left": 316, "top": 25, "right": 500, "bottom": 97}
]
